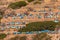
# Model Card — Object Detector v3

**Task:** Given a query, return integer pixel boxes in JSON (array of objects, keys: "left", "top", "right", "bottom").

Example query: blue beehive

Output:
[
  {"left": 10, "top": 22, "right": 15, "bottom": 25},
  {"left": 19, "top": 16, "right": 24, "bottom": 19},
  {"left": 11, "top": 26, "right": 15, "bottom": 28},
  {"left": 13, "top": 32, "right": 17, "bottom": 34},
  {"left": 17, "top": 32, "right": 22, "bottom": 34},
  {"left": 38, "top": 16, "right": 42, "bottom": 18},
  {"left": 15, "top": 22, "right": 20, "bottom": 25},
  {"left": 12, "top": 16, "right": 16, "bottom": 19},
  {"left": 41, "top": 30, "right": 50, "bottom": 32},
  {"left": 54, "top": 20, "right": 59, "bottom": 23}
]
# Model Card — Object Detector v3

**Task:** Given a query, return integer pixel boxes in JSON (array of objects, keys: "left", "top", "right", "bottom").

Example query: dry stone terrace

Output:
[
  {"left": 0, "top": 0, "right": 60, "bottom": 40},
  {"left": 1, "top": 0, "right": 60, "bottom": 33}
]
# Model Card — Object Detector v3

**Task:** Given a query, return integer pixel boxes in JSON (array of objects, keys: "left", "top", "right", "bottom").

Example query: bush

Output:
[
  {"left": 8, "top": 1, "right": 27, "bottom": 9},
  {"left": 0, "top": 33, "right": 7, "bottom": 39},
  {"left": 18, "top": 21, "right": 58, "bottom": 32},
  {"left": 27, "top": 0, "right": 34, "bottom": 2}
]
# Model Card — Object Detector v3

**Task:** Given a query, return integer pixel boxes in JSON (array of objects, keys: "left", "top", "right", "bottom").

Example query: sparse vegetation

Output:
[
  {"left": 0, "top": 10, "right": 4, "bottom": 19},
  {"left": 33, "top": 33, "right": 51, "bottom": 40},
  {"left": 9, "top": 36, "right": 27, "bottom": 40},
  {"left": 34, "top": 1, "right": 41, "bottom": 4},
  {"left": 0, "top": 9, "right": 5, "bottom": 23}
]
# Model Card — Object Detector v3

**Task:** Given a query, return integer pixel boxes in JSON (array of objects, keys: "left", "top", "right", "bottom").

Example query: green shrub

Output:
[
  {"left": 0, "top": 33, "right": 7, "bottom": 39},
  {"left": 18, "top": 21, "right": 58, "bottom": 32},
  {"left": 8, "top": 1, "right": 27, "bottom": 9}
]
